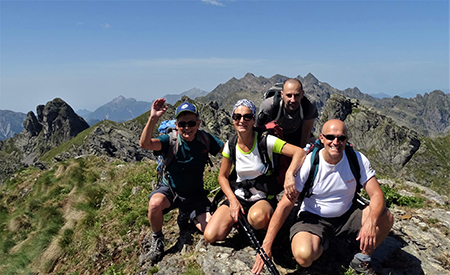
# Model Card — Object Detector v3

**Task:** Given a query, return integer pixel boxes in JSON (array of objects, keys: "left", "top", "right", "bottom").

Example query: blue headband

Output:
[{"left": 232, "top": 99, "right": 257, "bottom": 118}]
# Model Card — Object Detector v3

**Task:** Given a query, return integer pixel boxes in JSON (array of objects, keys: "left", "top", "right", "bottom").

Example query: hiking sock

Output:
[{"left": 354, "top": 252, "right": 371, "bottom": 262}]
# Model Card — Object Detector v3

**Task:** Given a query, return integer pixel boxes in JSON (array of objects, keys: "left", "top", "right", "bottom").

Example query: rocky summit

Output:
[{"left": 0, "top": 98, "right": 89, "bottom": 182}]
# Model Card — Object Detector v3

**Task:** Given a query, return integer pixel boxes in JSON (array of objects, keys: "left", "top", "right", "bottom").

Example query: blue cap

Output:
[{"left": 176, "top": 102, "right": 198, "bottom": 118}]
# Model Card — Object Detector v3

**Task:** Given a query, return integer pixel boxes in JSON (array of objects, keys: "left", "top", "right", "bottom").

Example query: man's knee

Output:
[
  {"left": 291, "top": 232, "right": 322, "bottom": 268},
  {"left": 148, "top": 194, "right": 169, "bottom": 213},
  {"left": 292, "top": 244, "right": 315, "bottom": 267}
]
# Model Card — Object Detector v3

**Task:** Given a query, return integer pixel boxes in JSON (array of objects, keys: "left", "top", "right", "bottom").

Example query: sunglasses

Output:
[
  {"left": 322, "top": 134, "right": 347, "bottom": 142},
  {"left": 177, "top": 120, "right": 197, "bottom": 128},
  {"left": 232, "top": 113, "right": 254, "bottom": 121}
]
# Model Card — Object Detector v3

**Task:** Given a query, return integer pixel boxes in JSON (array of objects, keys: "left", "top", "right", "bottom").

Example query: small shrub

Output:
[
  {"left": 59, "top": 228, "right": 74, "bottom": 248},
  {"left": 203, "top": 168, "right": 220, "bottom": 197}
]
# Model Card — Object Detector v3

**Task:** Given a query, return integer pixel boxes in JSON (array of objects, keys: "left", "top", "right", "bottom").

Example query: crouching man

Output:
[
  {"left": 252, "top": 119, "right": 394, "bottom": 275},
  {"left": 139, "top": 98, "right": 224, "bottom": 263}
]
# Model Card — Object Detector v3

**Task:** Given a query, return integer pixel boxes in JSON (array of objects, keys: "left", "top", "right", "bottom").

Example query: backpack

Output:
[
  {"left": 158, "top": 119, "right": 176, "bottom": 134},
  {"left": 155, "top": 128, "right": 212, "bottom": 185},
  {"left": 298, "top": 139, "right": 362, "bottom": 205}
]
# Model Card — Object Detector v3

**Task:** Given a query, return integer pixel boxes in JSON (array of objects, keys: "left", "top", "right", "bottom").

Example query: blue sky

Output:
[{"left": 1, "top": 0, "right": 449, "bottom": 113}]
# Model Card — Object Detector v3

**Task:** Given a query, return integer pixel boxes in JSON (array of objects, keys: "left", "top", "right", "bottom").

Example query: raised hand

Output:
[{"left": 151, "top": 98, "right": 169, "bottom": 119}]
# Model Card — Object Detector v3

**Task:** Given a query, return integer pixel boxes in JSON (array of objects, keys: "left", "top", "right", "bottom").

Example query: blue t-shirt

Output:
[{"left": 155, "top": 131, "right": 223, "bottom": 197}]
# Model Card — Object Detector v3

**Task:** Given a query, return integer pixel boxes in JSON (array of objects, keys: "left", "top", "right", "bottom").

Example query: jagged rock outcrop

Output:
[
  {"left": 315, "top": 94, "right": 421, "bottom": 173},
  {"left": 19, "top": 98, "right": 89, "bottom": 163},
  {"left": 0, "top": 98, "right": 89, "bottom": 182},
  {"left": 52, "top": 121, "right": 153, "bottom": 163}
]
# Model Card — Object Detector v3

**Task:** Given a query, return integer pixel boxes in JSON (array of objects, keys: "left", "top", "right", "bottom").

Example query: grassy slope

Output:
[{"left": 0, "top": 155, "right": 221, "bottom": 275}]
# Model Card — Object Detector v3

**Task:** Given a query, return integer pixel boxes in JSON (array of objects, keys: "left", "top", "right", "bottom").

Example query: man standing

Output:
[
  {"left": 252, "top": 119, "right": 394, "bottom": 275},
  {"left": 256, "top": 78, "right": 318, "bottom": 149},
  {"left": 139, "top": 98, "right": 224, "bottom": 263},
  {"left": 256, "top": 78, "right": 318, "bottom": 197}
]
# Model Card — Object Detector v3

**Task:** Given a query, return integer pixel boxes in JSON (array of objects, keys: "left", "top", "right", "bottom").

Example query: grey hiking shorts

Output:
[
  {"left": 289, "top": 203, "right": 365, "bottom": 250},
  {"left": 148, "top": 182, "right": 211, "bottom": 221}
]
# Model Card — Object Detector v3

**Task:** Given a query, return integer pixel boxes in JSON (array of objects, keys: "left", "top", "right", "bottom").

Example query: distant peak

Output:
[{"left": 110, "top": 95, "right": 136, "bottom": 104}]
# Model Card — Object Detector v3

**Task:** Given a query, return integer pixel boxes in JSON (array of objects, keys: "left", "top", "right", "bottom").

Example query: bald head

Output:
[
  {"left": 320, "top": 119, "right": 348, "bottom": 164},
  {"left": 322, "top": 119, "right": 348, "bottom": 136},
  {"left": 283, "top": 78, "right": 303, "bottom": 92}
]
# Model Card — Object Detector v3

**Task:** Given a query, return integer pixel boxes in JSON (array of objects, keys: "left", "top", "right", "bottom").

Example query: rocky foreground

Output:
[{"left": 136, "top": 179, "right": 450, "bottom": 275}]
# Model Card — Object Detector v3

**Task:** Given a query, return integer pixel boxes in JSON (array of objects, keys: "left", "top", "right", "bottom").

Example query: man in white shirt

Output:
[{"left": 252, "top": 119, "right": 394, "bottom": 275}]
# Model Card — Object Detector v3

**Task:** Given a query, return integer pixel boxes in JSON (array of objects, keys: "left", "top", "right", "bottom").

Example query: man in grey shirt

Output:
[{"left": 256, "top": 78, "right": 318, "bottom": 149}]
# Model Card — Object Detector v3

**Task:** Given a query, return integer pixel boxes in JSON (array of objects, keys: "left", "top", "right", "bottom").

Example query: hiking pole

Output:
[{"left": 238, "top": 214, "right": 280, "bottom": 275}]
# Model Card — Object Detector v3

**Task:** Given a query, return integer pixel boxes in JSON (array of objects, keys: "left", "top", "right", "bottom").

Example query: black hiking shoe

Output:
[
  {"left": 177, "top": 211, "right": 190, "bottom": 231},
  {"left": 350, "top": 256, "right": 377, "bottom": 275},
  {"left": 144, "top": 237, "right": 165, "bottom": 264}
]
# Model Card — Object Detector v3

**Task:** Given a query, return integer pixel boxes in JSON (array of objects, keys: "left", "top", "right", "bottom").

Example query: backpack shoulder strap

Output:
[
  {"left": 196, "top": 130, "right": 211, "bottom": 150},
  {"left": 165, "top": 131, "right": 178, "bottom": 168},
  {"left": 196, "top": 130, "right": 213, "bottom": 167},
  {"left": 345, "top": 143, "right": 361, "bottom": 189},
  {"left": 257, "top": 131, "right": 272, "bottom": 175},
  {"left": 228, "top": 134, "right": 239, "bottom": 165},
  {"left": 272, "top": 97, "right": 283, "bottom": 122},
  {"left": 301, "top": 139, "right": 323, "bottom": 200}
]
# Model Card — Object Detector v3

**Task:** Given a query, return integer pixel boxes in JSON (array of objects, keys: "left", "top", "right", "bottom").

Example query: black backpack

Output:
[{"left": 298, "top": 139, "right": 362, "bottom": 204}]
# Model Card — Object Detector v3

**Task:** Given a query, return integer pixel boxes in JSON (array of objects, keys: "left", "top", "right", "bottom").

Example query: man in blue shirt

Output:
[{"left": 140, "top": 98, "right": 224, "bottom": 264}]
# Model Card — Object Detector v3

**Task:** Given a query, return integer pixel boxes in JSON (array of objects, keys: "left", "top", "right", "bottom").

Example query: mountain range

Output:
[
  {"left": 1, "top": 89, "right": 449, "bottom": 274},
  {"left": 1, "top": 73, "right": 448, "bottom": 141},
  {"left": 77, "top": 88, "right": 209, "bottom": 126}
]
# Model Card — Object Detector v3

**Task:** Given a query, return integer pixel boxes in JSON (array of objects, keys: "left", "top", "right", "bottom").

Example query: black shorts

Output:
[
  {"left": 148, "top": 183, "right": 211, "bottom": 221},
  {"left": 289, "top": 203, "right": 365, "bottom": 250},
  {"left": 222, "top": 195, "right": 278, "bottom": 216}
]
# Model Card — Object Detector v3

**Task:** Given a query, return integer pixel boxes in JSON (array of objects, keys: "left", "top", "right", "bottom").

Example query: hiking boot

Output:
[
  {"left": 350, "top": 256, "right": 377, "bottom": 275},
  {"left": 144, "top": 237, "right": 165, "bottom": 264},
  {"left": 177, "top": 211, "right": 190, "bottom": 231}
]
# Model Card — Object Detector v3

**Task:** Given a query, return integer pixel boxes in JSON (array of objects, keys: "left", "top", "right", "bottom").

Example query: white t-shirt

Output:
[
  {"left": 222, "top": 132, "right": 286, "bottom": 182},
  {"left": 295, "top": 149, "right": 376, "bottom": 218}
]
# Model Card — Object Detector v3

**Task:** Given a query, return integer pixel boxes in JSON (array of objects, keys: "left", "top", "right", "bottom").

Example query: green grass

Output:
[{"left": 380, "top": 184, "right": 424, "bottom": 208}]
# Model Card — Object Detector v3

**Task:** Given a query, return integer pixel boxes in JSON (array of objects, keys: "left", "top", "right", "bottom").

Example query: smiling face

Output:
[
  {"left": 320, "top": 119, "right": 348, "bottom": 164},
  {"left": 176, "top": 112, "right": 200, "bottom": 142},
  {"left": 232, "top": 106, "right": 255, "bottom": 134},
  {"left": 281, "top": 79, "right": 304, "bottom": 115}
]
